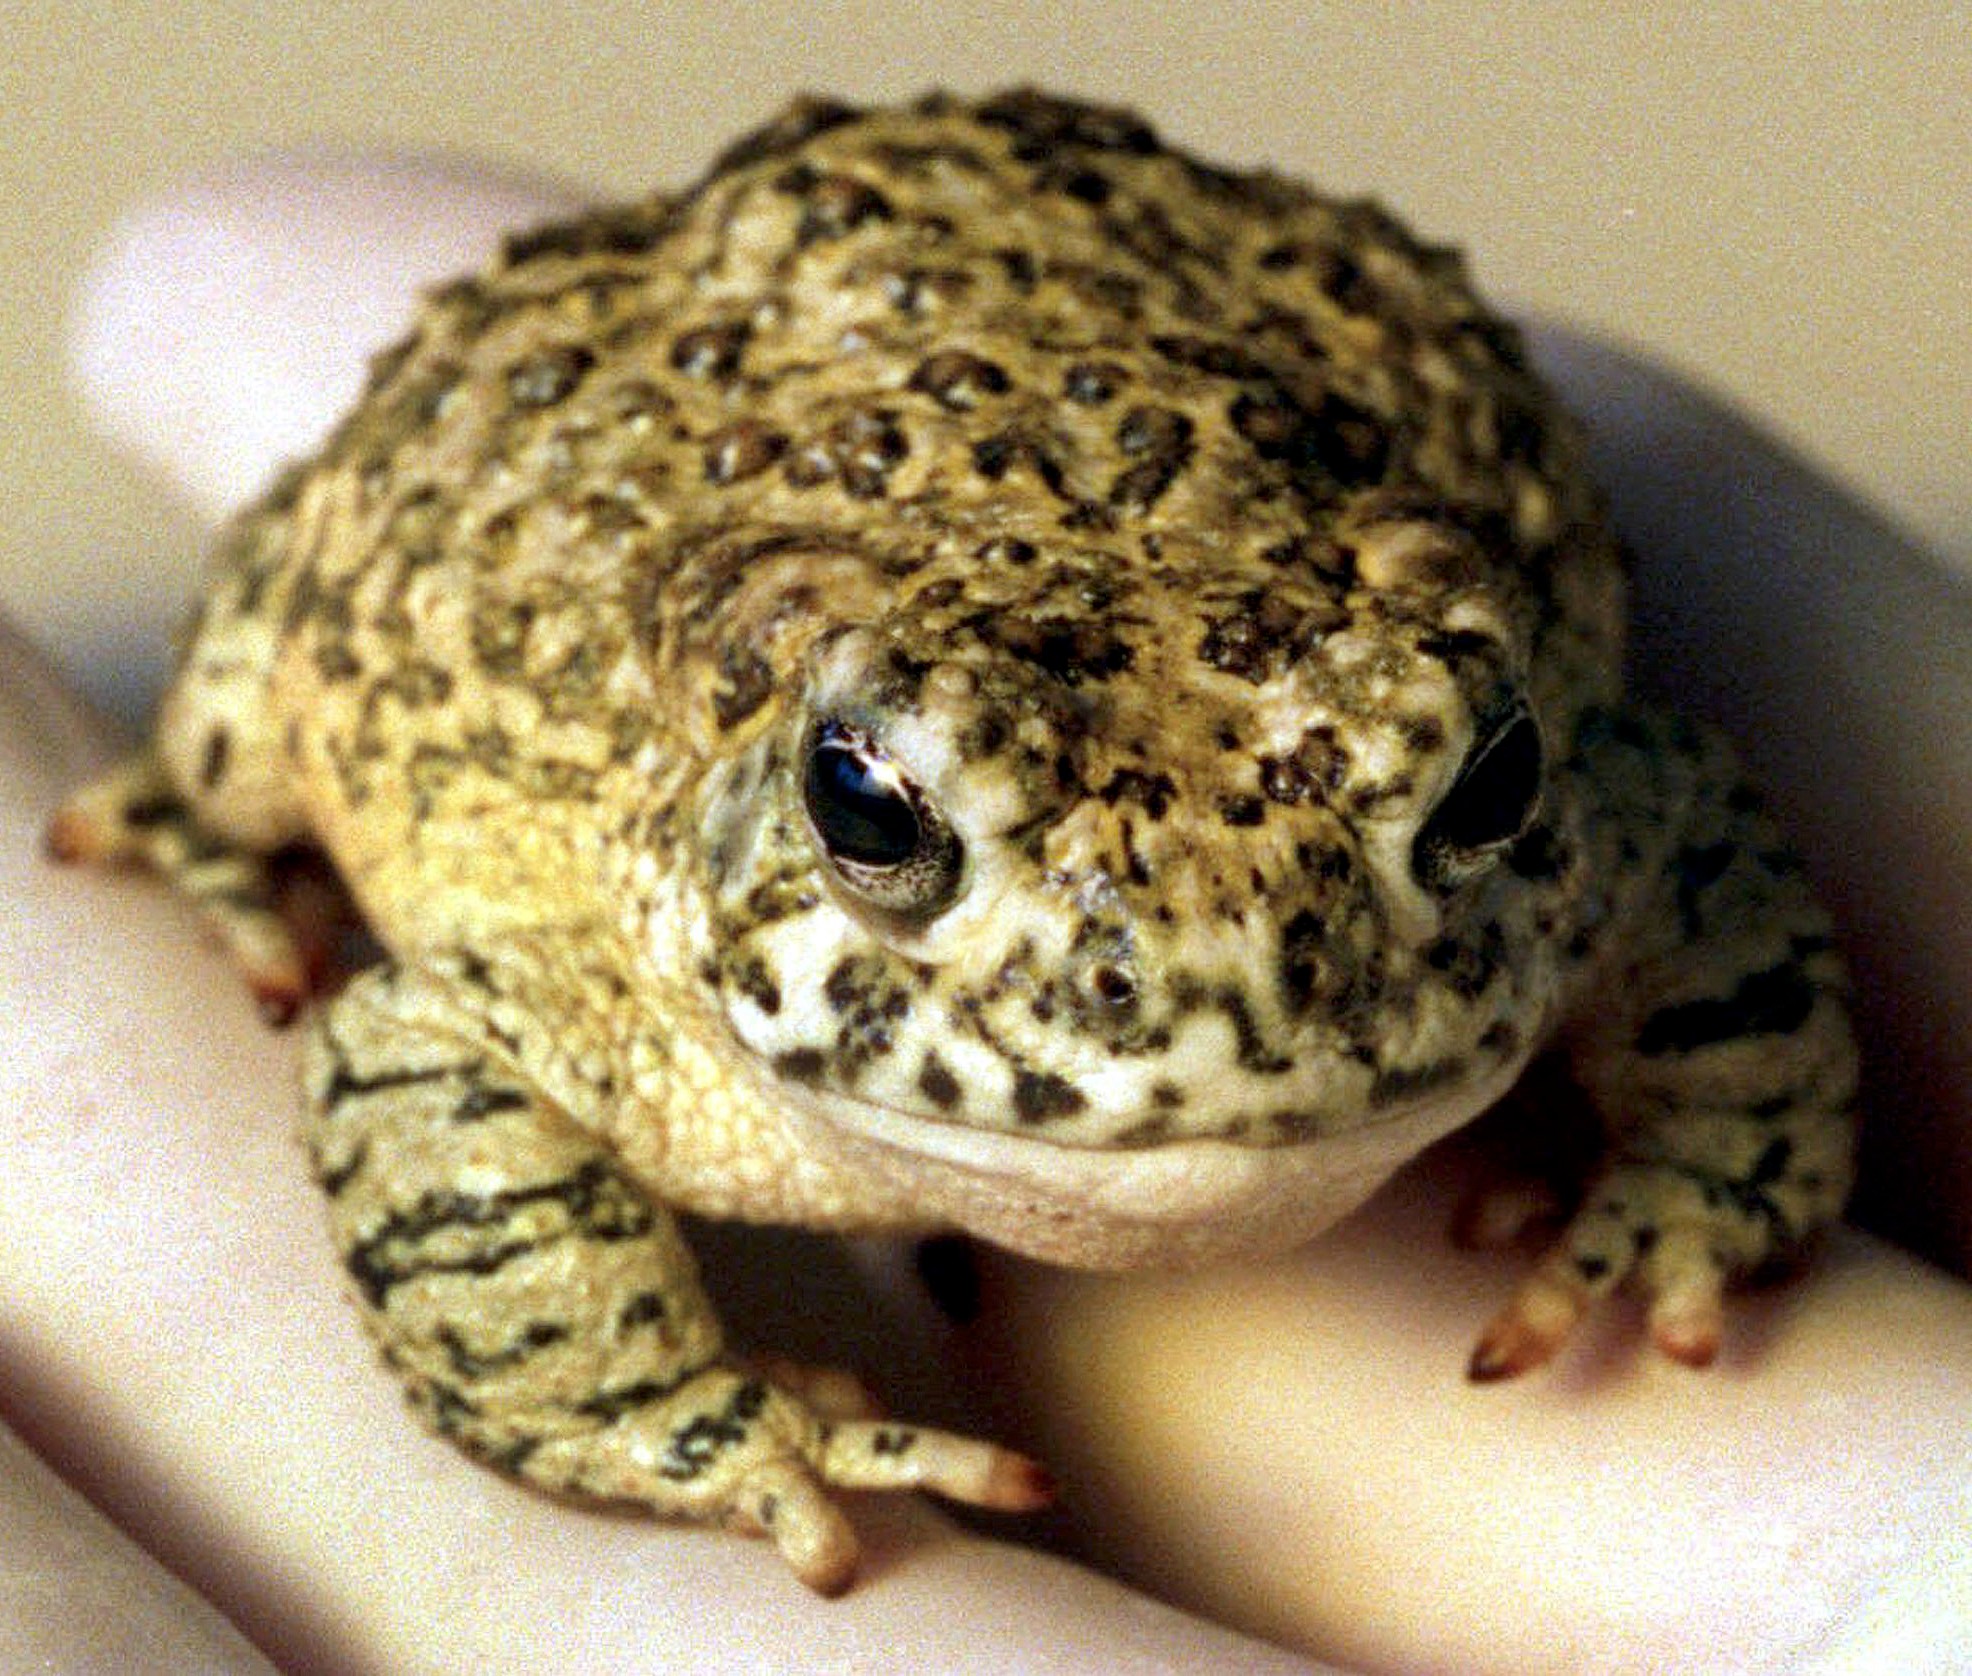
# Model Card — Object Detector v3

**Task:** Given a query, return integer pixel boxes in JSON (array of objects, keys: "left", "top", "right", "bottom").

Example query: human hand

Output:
[{"left": 6, "top": 153, "right": 1970, "bottom": 1674}]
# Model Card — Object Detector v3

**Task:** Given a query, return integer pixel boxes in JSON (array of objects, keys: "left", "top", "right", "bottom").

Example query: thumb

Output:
[{"left": 68, "top": 152, "right": 579, "bottom": 522}]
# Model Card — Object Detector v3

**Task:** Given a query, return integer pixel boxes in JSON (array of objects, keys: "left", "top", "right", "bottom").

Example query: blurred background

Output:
[{"left": 4, "top": 1, "right": 1967, "bottom": 721}]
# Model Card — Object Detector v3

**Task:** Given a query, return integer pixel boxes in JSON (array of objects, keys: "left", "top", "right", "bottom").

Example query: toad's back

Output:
[{"left": 161, "top": 89, "right": 1622, "bottom": 897}]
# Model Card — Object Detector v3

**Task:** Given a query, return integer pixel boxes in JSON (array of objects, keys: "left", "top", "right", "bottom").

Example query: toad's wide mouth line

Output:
[
  {"left": 771, "top": 1039, "right": 1533, "bottom": 1159},
  {"left": 778, "top": 1053, "right": 1525, "bottom": 1213}
]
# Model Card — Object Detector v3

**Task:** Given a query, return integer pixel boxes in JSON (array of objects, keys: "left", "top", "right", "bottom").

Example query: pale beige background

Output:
[{"left": 2, "top": 1, "right": 1967, "bottom": 721}]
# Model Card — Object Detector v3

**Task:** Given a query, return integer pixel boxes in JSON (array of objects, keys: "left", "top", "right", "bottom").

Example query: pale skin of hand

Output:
[{"left": 5, "top": 156, "right": 1971, "bottom": 1675}]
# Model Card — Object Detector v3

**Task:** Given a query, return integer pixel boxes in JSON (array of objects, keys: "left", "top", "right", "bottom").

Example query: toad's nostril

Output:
[{"left": 1088, "top": 962, "right": 1138, "bottom": 1007}]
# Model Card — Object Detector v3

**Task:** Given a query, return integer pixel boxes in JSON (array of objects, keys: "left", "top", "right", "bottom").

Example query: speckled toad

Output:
[{"left": 50, "top": 90, "right": 1858, "bottom": 1592}]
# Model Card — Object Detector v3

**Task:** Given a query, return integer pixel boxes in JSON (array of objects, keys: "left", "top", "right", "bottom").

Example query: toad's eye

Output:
[
  {"left": 802, "top": 721, "right": 964, "bottom": 917},
  {"left": 806, "top": 727, "right": 920, "bottom": 865},
  {"left": 1413, "top": 703, "right": 1544, "bottom": 888}
]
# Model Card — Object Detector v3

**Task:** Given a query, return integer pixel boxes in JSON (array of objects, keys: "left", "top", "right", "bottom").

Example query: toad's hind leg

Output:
[
  {"left": 302, "top": 962, "right": 1051, "bottom": 1593},
  {"left": 47, "top": 480, "right": 316, "bottom": 1018}
]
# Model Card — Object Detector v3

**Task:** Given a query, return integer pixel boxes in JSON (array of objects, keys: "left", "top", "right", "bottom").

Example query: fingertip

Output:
[
  {"left": 789, "top": 1531, "right": 860, "bottom": 1599},
  {"left": 42, "top": 805, "right": 94, "bottom": 865},
  {"left": 1649, "top": 1307, "right": 1724, "bottom": 1370},
  {"left": 250, "top": 975, "right": 307, "bottom": 1029},
  {"left": 982, "top": 1452, "right": 1056, "bottom": 1513},
  {"left": 1466, "top": 1327, "right": 1538, "bottom": 1383},
  {"left": 1451, "top": 1179, "right": 1563, "bottom": 1251},
  {"left": 1467, "top": 1275, "right": 1583, "bottom": 1382},
  {"left": 779, "top": 1497, "right": 861, "bottom": 1598}
]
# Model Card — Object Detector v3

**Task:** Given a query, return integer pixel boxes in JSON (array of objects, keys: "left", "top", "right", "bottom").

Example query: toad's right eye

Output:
[
  {"left": 806, "top": 728, "right": 920, "bottom": 865},
  {"left": 1411, "top": 701, "right": 1544, "bottom": 890},
  {"left": 801, "top": 721, "right": 964, "bottom": 918}
]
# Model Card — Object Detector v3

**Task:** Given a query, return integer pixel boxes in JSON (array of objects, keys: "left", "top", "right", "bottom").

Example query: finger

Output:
[
  {"left": 985, "top": 1142, "right": 1972, "bottom": 1674},
  {"left": 1465, "top": 1266, "right": 1588, "bottom": 1382},
  {"left": 1641, "top": 1224, "right": 1728, "bottom": 1369},
  {"left": 819, "top": 1422, "right": 1055, "bottom": 1513},
  {"left": 730, "top": 1459, "right": 861, "bottom": 1598},
  {"left": 48, "top": 750, "right": 310, "bottom": 1023},
  {"left": 743, "top": 1356, "right": 886, "bottom": 1422},
  {"left": 1467, "top": 1195, "right": 1636, "bottom": 1380},
  {"left": 1449, "top": 1176, "right": 1565, "bottom": 1251},
  {"left": 0, "top": 1419, "right": 276, "bottom": 1675}
]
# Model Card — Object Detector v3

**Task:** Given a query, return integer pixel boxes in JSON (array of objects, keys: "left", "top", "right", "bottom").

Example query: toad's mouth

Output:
[{"left": 774, "top": 1061, "right": 1521, "bottom": 1270}]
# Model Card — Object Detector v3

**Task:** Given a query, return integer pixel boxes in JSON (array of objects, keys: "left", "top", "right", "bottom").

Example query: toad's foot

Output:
[
  {"left": 1464, "top": 1156, "right": 1810, "bottom": 1380},
  {"left": 522, "top": 1363, "right": 1053, "bottom": 1595},
  {"left": 46, "top": 750, "right": 311, "bottom": 1022}
]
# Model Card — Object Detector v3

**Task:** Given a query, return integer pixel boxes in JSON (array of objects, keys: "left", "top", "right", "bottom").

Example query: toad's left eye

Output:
[
  {"left": 1412, "top": 704, "right": 1544, "bottom": 888},
  {"left": 802, "top": 720, "right": 965, "bottom": 918}
]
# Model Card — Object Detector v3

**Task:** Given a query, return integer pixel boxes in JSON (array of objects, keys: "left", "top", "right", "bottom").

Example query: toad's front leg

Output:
[
  {"left": 1469, "top": 715, "right": 1860, "bottom": 1378},
  {"left": 301, "top": 961, "right": 1049, "bottom": 1594}
]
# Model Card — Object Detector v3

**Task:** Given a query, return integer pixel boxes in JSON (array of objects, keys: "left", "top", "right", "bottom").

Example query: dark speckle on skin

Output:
[
  {"left": 909, "top": 350, "right": 1012, "bottom": 409},
  {"left": 917, "top": 1051, "right": 963, "bottom": 1110},
  {"left": 199, "top": 727, "right": 232, "bottom": 789},
  {"left": 671, "top": 321, "right": 751, "bottom": 379},
  {"left": 1063, "top": 361, "right": 1126, "bottom": 404},
  {"left": 772, "top": 1048, "right": 828, "bottom": 1086},
  {"left": 506, "top": 346, "right": 594, "bottom": 407},
  {"left": 1220, "top": 795, "right": 1266, "bottom": 828},
  {"left": 1012, "top": 1069, "right": 1088, "bottom": 1124}
]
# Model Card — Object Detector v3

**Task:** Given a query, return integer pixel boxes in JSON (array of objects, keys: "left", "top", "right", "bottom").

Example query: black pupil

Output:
[
  {"left": 805, "top": 738, "right": 922, "bottom": 867},
  {"left": 1431, "top": 712, "right": 1542, "bottom": 852}
]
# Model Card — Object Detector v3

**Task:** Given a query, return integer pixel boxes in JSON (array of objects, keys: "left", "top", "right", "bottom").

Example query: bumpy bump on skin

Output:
[{"left": 50, "top": 89, "right": 1858, "bottom": 1586}]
